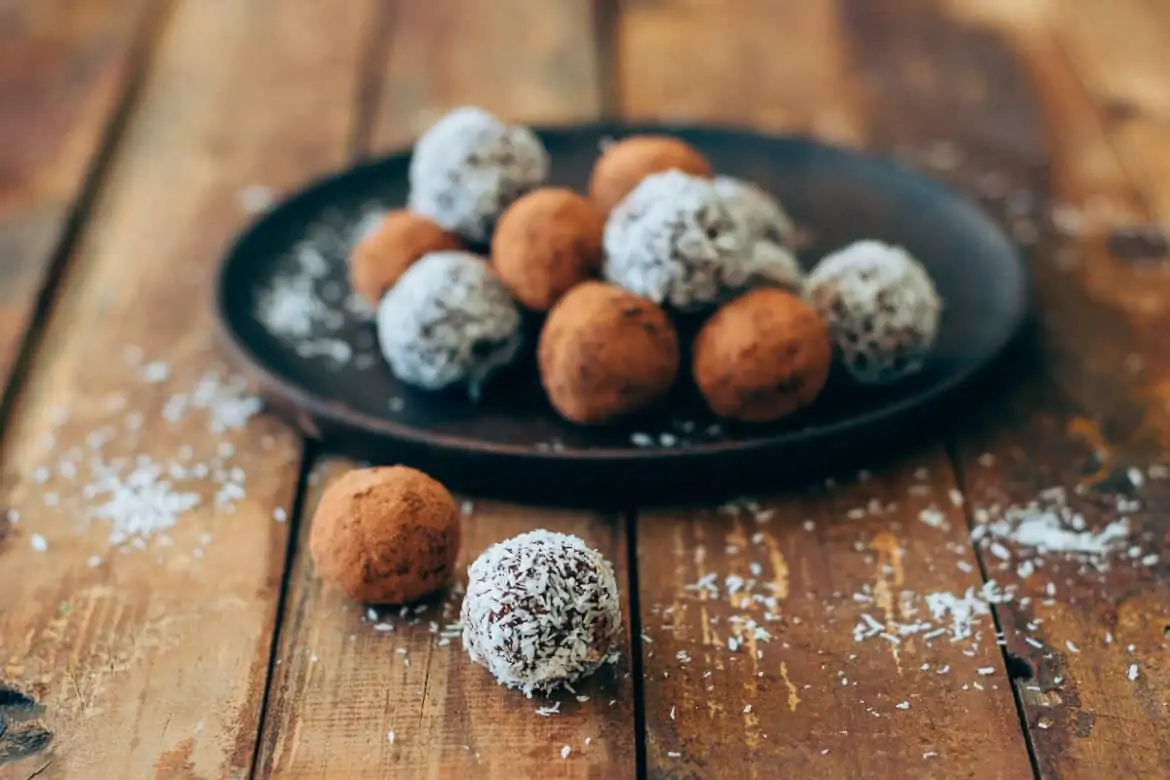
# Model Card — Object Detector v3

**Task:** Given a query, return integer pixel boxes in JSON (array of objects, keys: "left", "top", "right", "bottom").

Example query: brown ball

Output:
[
  {"left": 539, "top": 281, "right": 680, "bottom": 425},
  {"left": 692, "top": 288, "right": 832, "bottom": 423},
  {"left": 491, "top": 187, "right": 605, "bottom": 312},
  {"left": 348, "top": 210, "right": 461, "bottom": 305},
  {"left": 308, "top": 465, "right": 461, "bottom": 604},
  {"left": 588, "top": 135, "right": 713, "bottom": 214}
]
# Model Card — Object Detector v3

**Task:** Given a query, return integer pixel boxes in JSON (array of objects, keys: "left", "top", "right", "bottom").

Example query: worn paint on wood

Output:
[{"left": 0, "top": 1, "right": 376, "bottom": 777}]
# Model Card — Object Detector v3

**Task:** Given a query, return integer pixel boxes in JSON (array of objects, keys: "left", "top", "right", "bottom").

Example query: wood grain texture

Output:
[
  {"left": 932, "top": 0, "right": 1170, "bottom": 776},
  {"left": 618, "top": 2, "right": 1030, "bottom": 777},
  {"left": 0, "top": 0, "right": 158, "bottom": 405},
  {"left": 0, "top": 1, "right": 375, "bottom": 777},
  {"left": 258, "top": 2, "right": 636, "bottom": 777},
  {"left": 258, "top": 460, "right": 636, "bottom": 778}
]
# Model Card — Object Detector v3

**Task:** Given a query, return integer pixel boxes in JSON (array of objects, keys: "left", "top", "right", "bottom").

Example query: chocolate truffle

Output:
[
  {"left": 348, "top": 210, "right": 461, "bottom": 306},
  {"left": 588, "top": 134, "right": 713, "bottom": 214},
  {"left": 377, "top": 250, "right": 522, "bottom": 400},
  {"left": 461, "top": 529, "right": 623, "bottom": 697},
  {"left": 692, "top": 287, "right": 832, "bottom": 423},
  {"left": 491, "top": 187, "right": 604, "bottom": 312},
  {"left": 806, "top": 239, "right": 942, "bottom": 385},
  {"left": 713, "top": 175, "right": 797, "bottom": 246},
  {"left": 309, "top": 466, "right": 460, "bottom": 604},
  {"left": 538, "top": 281, "right": 679, "bottom": 425},
  {"left": 602, "top": 169, "right": 756, "bottom": 312},
  {"left": 408, "top": 106, "right": 549, "bottom": 243}
]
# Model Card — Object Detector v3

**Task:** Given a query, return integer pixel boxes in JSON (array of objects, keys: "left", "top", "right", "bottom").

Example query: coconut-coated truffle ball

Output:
[
  {"left": 348, "top": 210, "right": 461, "bottom": 305},
  {"left": 538, "top": 281, "right": 679, "bottom": 425},
  {"left": 309, "top": 466, "right": 460, "bottom": 604},
  {"left": 713, "top": 175, "right": 797, "bottom": 247},
  {"left": 693, "top": 288, "right": 832, "bottom": 423},
  {"left": 461, "top": 529, "right": 623, "bottom": 697},
  {"left": 603, "top": 169, "right": 757, "bottom": 312},
  {"left": 377, "top": 250, "right": 522, "bottom": 400},
  {"left": 588, "top": 134, "right": 713, "bottom": 215},
  {"left": 408, "top": 106, "right": 549, "bottom": 243},
  {"left": 806, "top": 239, "right": 942, "bottom": 385},
  {"left": 491, "top": 187, "right": 604, "bottom": 312}
]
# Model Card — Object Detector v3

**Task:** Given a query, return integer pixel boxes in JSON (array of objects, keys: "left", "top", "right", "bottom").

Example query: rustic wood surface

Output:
[{"left": 2, "top": 0, "right": 1170, "bottom": 778}]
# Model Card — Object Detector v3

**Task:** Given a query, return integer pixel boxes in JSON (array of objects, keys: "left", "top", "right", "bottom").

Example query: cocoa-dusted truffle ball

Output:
[
  {"left": 713, "top": 175, "right": 797, "bottom": 246},
  {"left": 538, "top": 281, "right": 679, "bottom": 425},
  {"left": 602, "top": 169, "right": 755, "bottom": 312},
  {"left": 377, "top": 250, "right": 522, "bottom": 400},
  {"left": 408, "top": 106, "right": 549, "bottom": 243},
  {"left": 491, "top": 187, "right": 604, "bottom": 312},
  {"left": 348, "top": 210, "right": 461, "bottom": 305},
  {"left": 588, "top": 134, "right": 713, "bottom": 214},
  {"left": 806, "top": 239, "right": 941, "bottom": 385},
  {"left": 693, "top": 287, "right": 832, "bottom": 423},
  {"left": 309, "top": 466, "right": 460, "bottom": 604},
  {"left": 461, "top": 529, "right": 623, "bottom": 697}
]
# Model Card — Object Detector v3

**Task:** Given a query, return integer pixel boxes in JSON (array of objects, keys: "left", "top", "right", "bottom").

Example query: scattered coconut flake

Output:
[
  {"left": 896, "top": 701, "right": 910, "bottom": 710},
  {"left": 387, "top": 730, "right": 396, "bottom": 745},
  {"left": 977, "top": 667, "right": 995, "bottom": 676},
  {"left": 1065, "top": 640, "right": 1079, "bottom": 654},
  {"left": 1128, "top": 663, "right": 1139, "bottom": 681},
  {"left": 30, "top": 534, "right": 48, "bottom": 552},
  {"left": 561, "top": 745, "right": 571, "bottom": 760}
]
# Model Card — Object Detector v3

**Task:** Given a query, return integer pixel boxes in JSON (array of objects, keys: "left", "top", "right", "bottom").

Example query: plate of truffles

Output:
[{"left": 215, "top": 106, "right": 1029, "bottom": 504}]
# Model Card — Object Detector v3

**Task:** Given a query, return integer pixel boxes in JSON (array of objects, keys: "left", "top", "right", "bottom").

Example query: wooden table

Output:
[{"left": 3, "top": 0, "right": 1170, "bottom": 777}]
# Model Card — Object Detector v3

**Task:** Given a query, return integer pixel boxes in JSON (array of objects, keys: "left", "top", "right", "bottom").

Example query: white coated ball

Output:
[
  {"left": 602, "top": 169, "right": 754, "bottom": 312},
  {"left": 408, "top": 106, "right": 549, "bottom": 243},
  {"left": 376, "top": 250, "right": 522, "bottom": 400},
  {"left": 461, "top": 529, "right": 623, "bottom": 697},
  {"left": 806, "top": 239, "right": 942, "bottom": 385}
]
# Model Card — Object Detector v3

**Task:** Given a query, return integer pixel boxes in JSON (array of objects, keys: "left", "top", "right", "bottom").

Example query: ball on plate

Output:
[
  {"left": 805, "top": 239, "right": 942, "bottom": 385},
  {"left": 377, "top": 250, "right": 522, "bottom": 400},
  {"left": 588, "top": 134, "right": 713, "bottom": 214},
  {"left": 692, "top": 287, "right": 832, "bottom": 423},
  {"left": 408, "top": 106, "right": 549, "bottom": 243},
  {"left": 461, "top": 529, "right": 623, "bottom": 697},
  {"left": 602, "top": 169, "right": 760, "bottom": 312},
  {"left": 491, "top": 187, "right": 605, "bottom": 312},
  {"left": 309, "top": 466, "right": 460, "bottom": 605},
  {"left": 348, "top": 210, "right": 461, "bottom": 306},
  {"left": 713, "top": 174, "right": 797, "bottom": 247},
  {"left": 538, "top": 281, "right": 679, "bottom": 425}
]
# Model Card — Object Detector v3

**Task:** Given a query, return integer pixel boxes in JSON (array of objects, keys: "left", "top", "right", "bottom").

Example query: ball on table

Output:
[
  {"left": 408, "top": 106, "right": 549, "bottom": 244},
  {"left": 538, "top": 281, "right": 679, "bottom": 425},
  {"left": 805, "top": 239, "right": 942, "bottom": 385},
  {"left": 309, "top": 466, "right": 460, "bottom": 605},
  {"left": 692, "top": 287, "right": 832, "bottom": 423},
  {"left": 461, "top": 529, "right": 623, "bottom": 697},
  {"left": 491, "top": 187, "right": 604, "bottom": 312},
  {"left": 348, "top": 210, "right": 461, "bottom": 306},
  {"left": 588, "top": 134, "right": 713, "bottom": 215},
  {"left": 377, "top": 250, "right": 522, "bottom": 401}
]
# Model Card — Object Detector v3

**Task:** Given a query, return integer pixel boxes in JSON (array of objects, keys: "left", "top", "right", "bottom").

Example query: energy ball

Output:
[
  {"left": 309, "top": 466, "right": 460, "bottom": 604},
  {"left": 713, "top": 175, "right": 797, "bottom": 246},
  {"left": 588, "top": 134, "right": 713, "bottom": 215},
  {"left": 806, "top": 239, "right": 942, "bottom": 385},
  {"left": 693, "top": 287, "right": 832, "bottom": 423},
  {"left": 602, "top": 169, "right": 755, "bottom": 312},
  {"left": 538, "top": 281, "right": 679, "bottom": 425},
  {"left": 461, "top": 529, "right": 623, "bottom": 697},
  {"left": 377, "top": 250, "right": 522, "bottom": 400},
  {"left": 491, "top": 187, "right": 604, "bottom": 312},
  {"left": 348, "top": 210, "right": 461, "bottom": 306},
  {"left": 741, "top": 239, "right": 805, "bottom": 296},
  {"left": 408, "top": 106, "right": 550, "bottom": 243}
]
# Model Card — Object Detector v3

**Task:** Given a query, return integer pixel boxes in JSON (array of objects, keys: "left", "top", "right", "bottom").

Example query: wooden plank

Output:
[
  {"left": 935, "top": 0, "right": 1170, "bottom": 776},
  {"left": 618, "top": 1, "right": 1032, "bottom": 777},
  {"left": 257, "top": 2, "right": 637, "bottom": 777},
  {"left": 0, "top": 1, "right": 376, "bottom": 777},
  {"left": 0, "top": 0, "right": 158, "bottom": 405},
  {"left": 258, "top": 459, "right": 636, "bottom": 778}
]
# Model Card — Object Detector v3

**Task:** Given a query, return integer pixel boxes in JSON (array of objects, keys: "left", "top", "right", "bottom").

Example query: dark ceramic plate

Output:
[{"left": 215, "top": 123, "right": 1030, "bottom": 506}]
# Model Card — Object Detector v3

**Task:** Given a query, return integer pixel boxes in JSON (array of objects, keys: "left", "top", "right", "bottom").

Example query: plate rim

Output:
[{"left": 213, "top": 121, "right": 1034, "bottom": 466}]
